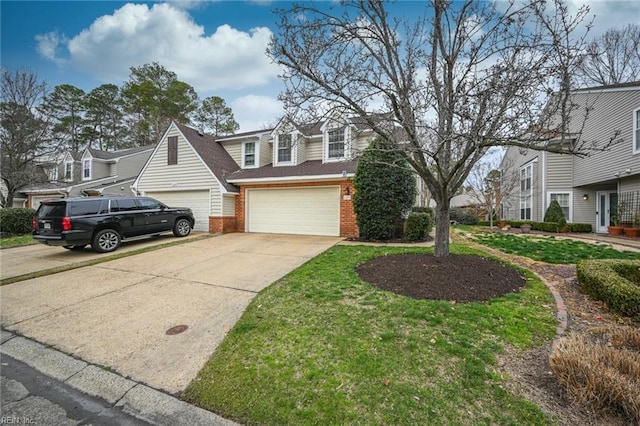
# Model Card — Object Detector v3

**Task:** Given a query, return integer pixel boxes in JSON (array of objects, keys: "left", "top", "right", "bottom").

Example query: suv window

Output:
[
  {"left": 37, "top": 203, "right": 66, "bottom": 218},
  {"left": 112, "top": 198, "right": 139, "bottom": 212},
  {"left": 68, "top": 200, "right": 107, "bottom": 216},
  {"left": 136, "top": 198, "right": 163, "bottom": 210}
]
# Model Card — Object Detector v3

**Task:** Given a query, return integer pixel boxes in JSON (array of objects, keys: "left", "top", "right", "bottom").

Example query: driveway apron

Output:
[{"left": 1, "top": 233, "right": 340, "bottom": 394}]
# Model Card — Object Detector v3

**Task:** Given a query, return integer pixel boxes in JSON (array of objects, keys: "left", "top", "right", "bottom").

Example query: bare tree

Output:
[
  {"left": 578, "top": 24, "right": 640, "bottom": 86},
  {"left": 268, "top": 0, "right": 608, "bottom": 256},
  {"left": 466, "top": 152, "right": 519, "bottom": 228},
  {"left": 0, "top": 68, "right": 54, "bottom": 208}
]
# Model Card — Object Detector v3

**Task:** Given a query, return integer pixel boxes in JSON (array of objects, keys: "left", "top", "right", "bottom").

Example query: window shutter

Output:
[{"left": 168, "top": 136, "right": 178, "bottom": 165}]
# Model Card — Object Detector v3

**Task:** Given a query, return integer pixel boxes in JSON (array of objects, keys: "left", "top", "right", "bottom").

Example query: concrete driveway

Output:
[
  {"left": 0, "top": 233, "right": 340, "bottom": 394},
  {"left": 0, "top": 232, "right": 206, "bottom": 280}
]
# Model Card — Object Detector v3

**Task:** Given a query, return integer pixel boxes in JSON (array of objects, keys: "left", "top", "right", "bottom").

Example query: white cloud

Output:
[
  {"left": 36, "top": 2, "right": 280, "bottom": 92},
  {"left": 231, "top": 94, "right": 283, "bottom": 131},
  {"left": 35, "top": 32, "right": 67, "bottom": 64}
]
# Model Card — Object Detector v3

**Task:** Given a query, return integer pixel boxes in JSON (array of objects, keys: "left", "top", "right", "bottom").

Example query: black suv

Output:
[{"left": 32, "top": 196, "right": 195, "bottom": 253}]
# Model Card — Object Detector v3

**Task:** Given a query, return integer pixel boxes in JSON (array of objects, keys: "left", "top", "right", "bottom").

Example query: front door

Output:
[{"left": 596, "top": 191, "right": 617, "bottom": 233}]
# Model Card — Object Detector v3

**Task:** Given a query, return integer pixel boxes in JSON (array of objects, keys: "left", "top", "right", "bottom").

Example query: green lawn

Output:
[
  {"left": 472, "top": 232, "right": 640, "bottom": 264},
  {"left": 0, "top": 234, "right": 36, "bottom": 249},
  {"left": 183, "top": 244, "right": 557, "bottom": 425}
]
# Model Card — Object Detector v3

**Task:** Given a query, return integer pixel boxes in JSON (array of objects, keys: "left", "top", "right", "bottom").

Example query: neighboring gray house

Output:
[
  {"left": 21, "top": 145, "right": 155, "bottom": 210},
  {"left": 500, "top": 82, "right": 640, "bottom": 233}
]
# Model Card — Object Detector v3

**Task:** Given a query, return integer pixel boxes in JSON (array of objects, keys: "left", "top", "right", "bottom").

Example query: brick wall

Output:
[
  {"left": 235, "top": 180, "right": 358, "bottom": 238},
  {"left": 208, "top": 216, "right": 237, "bottom": 233}
]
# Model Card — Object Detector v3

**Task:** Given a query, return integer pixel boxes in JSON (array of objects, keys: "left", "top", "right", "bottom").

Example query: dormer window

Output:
[
  {"left": 243, "top": 142, "right": 256, "bottom": 167},
  {"left": 327, "top": 127, "right": 346, "bottom": 160},
  {"left": 277, "top": 133, "right": 293, "bottom": 164},
  {"left": 82, "top": 159, "right": 91, "bottom": 180},
  {"left": 49, "top": 166, "right": 58, "bottom": 181},
  {"left": 64, "top": 162, "right": 73, "bottom": 181}
]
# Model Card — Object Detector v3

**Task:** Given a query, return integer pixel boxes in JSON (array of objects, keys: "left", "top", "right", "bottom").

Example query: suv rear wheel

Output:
[
  {"left": 92, "top": 229, "right": 121, "bottom": 253},
  {"left": 173, "top": 218, "right": 192, "bottom": 237}
]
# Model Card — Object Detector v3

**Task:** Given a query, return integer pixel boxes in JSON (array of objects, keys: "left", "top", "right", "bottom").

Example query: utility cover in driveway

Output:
[
  {"left": 0, "top": 233, "right": 340, "bottom": 394},
  {"left": 246, "top": 186, "right": 340, "bottom": 236}
]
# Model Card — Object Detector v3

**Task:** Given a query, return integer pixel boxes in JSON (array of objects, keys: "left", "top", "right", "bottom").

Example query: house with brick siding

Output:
[
  {"left": 133, "top": 116, "right": 385, "bottom": 237},
  {"left": 500, "top": 82, "right": 640, "bottom": 233}
]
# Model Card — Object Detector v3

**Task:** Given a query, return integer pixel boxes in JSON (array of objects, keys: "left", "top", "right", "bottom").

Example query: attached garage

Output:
[
  {"left": 246, "top": 186, "right": 340, "bottom": 236},
  {"left": 145, "top": 190, "right": 210, "bottom": 232},
  {"left": 31, "top": 195, "right": 64, "bottom": 210}
]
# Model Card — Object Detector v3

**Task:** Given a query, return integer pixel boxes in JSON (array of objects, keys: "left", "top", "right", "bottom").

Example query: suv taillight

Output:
[
  {"left": 62, "top": 217, "right": 72, "bottom": 231},
  {"left": 32, "top": 216, "right": 37, "bottom": 230}
]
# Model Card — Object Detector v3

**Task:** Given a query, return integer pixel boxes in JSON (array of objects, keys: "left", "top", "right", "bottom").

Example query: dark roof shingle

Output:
[
  {"left": 228, "top": 159, "right": 357, "bottom": 182},
  {"left": 174, "top": 123, "right": 241, "bottom": 192}
]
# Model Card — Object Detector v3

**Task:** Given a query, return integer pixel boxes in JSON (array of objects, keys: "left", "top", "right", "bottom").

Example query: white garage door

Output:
[
  {"left": 145, "top": 190, "right": 210, "bottom": 232},
  {"left": 247, "top": 186, "right": 340, "bottom": 236}
]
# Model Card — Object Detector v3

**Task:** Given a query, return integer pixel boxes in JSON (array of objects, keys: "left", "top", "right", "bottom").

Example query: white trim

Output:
[
  {"left": 519, "top": 163, "right": 533, "bottom": 220},
  {"left": 633, "top": 106, "right": 640, "bottom": 155},
  {"left": 229, "top": 173, "right": 354, "bottom": 185},
  {"left": 546, "top": 190, "right": 573, "bottom": 222},
  {"left": 324, "top": 125, "right": 349, "bottom": 162},
  {"left": 133, "top": 122, "right": 231, "bottom": 195},
  {"left": 274, "top": 132, "right": 296, "bottom": 166},
  {"left": 242, "top": 140, "right": 259, "bottom": 168},
  {"left": 82, "top": 159, "right": 92, "bottom": 181}
]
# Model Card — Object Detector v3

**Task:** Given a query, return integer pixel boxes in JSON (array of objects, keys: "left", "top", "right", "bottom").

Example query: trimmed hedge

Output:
[
  {"left": 477, "top": 220, "right": 592, "bottom": 233},
  {"left": 576, "top": 259, "right": 640, "bottom": 317},
  {"left": 404, "top": 212, "right": 433, "bottom": 241},
  {"left": 0, "top": 208, "right": 36, "bottom": 235}
]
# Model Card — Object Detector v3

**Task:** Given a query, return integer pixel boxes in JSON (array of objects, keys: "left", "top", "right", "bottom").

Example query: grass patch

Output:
[
  {"left": 473, "top": 233, "right": 640, "bottom": 264},
  {"left": 0, "top": 234, "right": 37, "bottom": 249},
  {"left": 183, "top": 244, "right": 557, "bottom": 425}
]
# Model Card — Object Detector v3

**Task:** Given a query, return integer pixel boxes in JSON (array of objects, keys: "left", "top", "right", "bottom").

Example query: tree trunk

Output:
[{"left": 434, "top": 200, "right": 450, "bottom": 257}]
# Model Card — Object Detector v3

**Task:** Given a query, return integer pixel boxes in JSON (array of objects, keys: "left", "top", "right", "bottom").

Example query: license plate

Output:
[{"left": 44, "top": 223, "right": 51, "bottom": 229}]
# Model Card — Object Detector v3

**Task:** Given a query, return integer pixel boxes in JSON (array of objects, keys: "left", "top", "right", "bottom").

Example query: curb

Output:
[{"left": 0, "top": 330, "right": 237, "bottom": 426}]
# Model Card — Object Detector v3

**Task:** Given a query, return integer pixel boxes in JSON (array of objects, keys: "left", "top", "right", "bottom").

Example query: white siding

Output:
[
  {"left": 306, "top": 137, "right": 323, "bottom": 160},
  {"left": 136, "top": 125, "right": 222, "bottom": 216},
  {"left": 221, "top": 141, "right": 243, "bottom": 167},
  {"left": 222, "top": 195, "right": 236, "bottom": 216},
  {"left": 620, "top": 174, "right": 640, "bottom": 192}
]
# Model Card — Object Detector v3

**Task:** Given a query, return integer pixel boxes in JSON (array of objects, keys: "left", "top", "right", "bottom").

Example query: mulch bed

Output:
[
  {"left": 355, "top": 238, "right": 638, "bottom": 425},
  {"left": 356, "top": 253, "right": 526, "bottom": 302}
]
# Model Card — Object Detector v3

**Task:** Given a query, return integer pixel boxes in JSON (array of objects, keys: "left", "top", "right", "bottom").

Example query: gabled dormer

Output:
[
  {"left": 80, "top": 150, "right": 93, "bottom": 181},
  {"left": 61, "top": 151, "right": 80, "bottom": 182},
  {"left": 217, "top": 129, "right": 273, "bottom": 170},
  {"left": 321, "top": 115, "right": 353, "bottom": 163},
  {"left": 271, "top": 118, "right": 307, "bottom": 166}
]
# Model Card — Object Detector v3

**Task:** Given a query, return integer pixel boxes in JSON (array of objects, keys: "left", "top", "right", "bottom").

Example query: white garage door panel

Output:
[
  {"left": 247, "top": 187, "right": 340, "bottom": 236},
  {"left": 146, "top": 191, "right": 209, "bottom": 232}
]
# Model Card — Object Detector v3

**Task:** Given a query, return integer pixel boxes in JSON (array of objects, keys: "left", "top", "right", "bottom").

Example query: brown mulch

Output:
[
  {"left": 354, "top": 238, "right": 639, "bottom": 425},
  {"left": 356, "top": 253, "right": 526, "bottom": 302}
]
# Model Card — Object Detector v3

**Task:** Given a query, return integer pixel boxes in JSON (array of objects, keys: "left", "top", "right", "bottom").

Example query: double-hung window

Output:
[
  {"left": 244, "top": 142, "right": 256, "bottom": 167},
  {"left": 278, "top": 134, "right": 292, "bottom": 163},
  {"left": 520, "top": 164, "right": 532, "bottom": 220},
  {"left": 327, "top": 127, "right": 345, "bottom": 159},
  {"left": 634, "top": 107, "right": 640, "bottom": 154},
  {"left": 82, "top": 159, "right": 91, "bottom": 180},
  {"left": 549, "top": 192, "right": 570, "bottom": 221},
  {"left": 64, "top": 162, "right": 73, "bottom": 181}
]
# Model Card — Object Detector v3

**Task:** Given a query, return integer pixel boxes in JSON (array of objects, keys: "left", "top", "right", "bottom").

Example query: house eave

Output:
[{"left": 227, "top": 173, "right": 355, "bottom": 185}]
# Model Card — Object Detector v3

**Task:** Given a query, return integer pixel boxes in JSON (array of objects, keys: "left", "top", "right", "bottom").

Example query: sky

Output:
[{"left": 2, "top": 0, "right": 640, "bottom": 132}]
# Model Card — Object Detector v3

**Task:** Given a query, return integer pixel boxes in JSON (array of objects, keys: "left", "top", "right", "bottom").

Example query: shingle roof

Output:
[
  {"left": 174, "top": 123, "right": 241, "bottom": 192},
  {"left": 87, "top": 145, "right": 155, "bottom": 160},
  {"left": 228, "top": 159, "right": 357, "bottom": 182}
]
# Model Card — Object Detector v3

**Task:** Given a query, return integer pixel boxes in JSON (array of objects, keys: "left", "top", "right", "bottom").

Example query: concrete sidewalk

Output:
[{"left": 1, "top": 330, "right": 236, "bottom": 425}]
